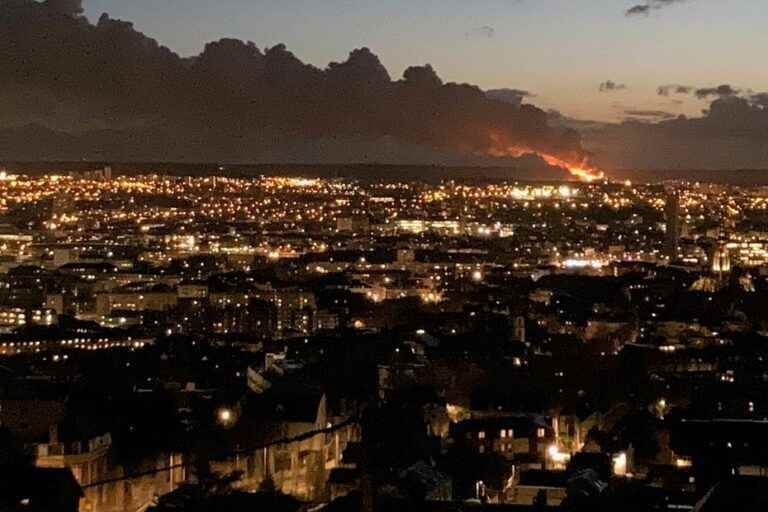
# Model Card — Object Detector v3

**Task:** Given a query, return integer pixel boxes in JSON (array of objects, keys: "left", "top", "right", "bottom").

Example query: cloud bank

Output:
[
  {"left": 585, "top": 94, "right": 768, "bottom": 169},
  {"left": 0, "top": 0, "right": 588, "bottom": 169},
  {"left": 485, "top": 88, "right": 535, "bottom": 107}
]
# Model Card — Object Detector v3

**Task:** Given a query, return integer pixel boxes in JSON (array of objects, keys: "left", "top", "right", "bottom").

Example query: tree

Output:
[{"left": 0, "top": 426, "right": 34, "bottom": 510}]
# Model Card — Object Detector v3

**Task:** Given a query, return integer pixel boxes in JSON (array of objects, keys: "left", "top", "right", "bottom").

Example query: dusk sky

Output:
[
  {"left": 83, "top": 0, "right": 768, "bottom": 122},
  {"left": 3, "top": 0, "right": 768, "bottom": 169}
]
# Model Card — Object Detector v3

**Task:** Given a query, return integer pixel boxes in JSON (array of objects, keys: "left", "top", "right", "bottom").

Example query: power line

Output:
[{"left": 81, "top": 416, "right": 358, "bottom": 490}]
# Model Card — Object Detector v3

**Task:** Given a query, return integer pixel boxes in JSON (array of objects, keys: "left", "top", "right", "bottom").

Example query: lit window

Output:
[
  {"left": 537, "top": 428, "right": 546, "bottom": 439},
  {"left": 478, "top": 431, "right": 486, "bottom": 440}
]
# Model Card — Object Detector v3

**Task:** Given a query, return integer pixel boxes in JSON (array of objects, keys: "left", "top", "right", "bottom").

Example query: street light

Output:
[
  {"left": 547, "top": 445, "right": 571, "bottom": 468},
  {"left": 217, "top": 407, "right": 235, "bottom": 428}
]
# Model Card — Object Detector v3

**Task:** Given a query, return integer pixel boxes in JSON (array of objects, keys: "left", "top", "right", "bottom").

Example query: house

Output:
[
  {"left": 211, "top": 389, "right": 360, "bottom": 503},
  {"left": 449, "top": 415, "right": 555, "bottom": 462},
  {"left": 34, "top": 425, "right": 112, "bottom": 487}
]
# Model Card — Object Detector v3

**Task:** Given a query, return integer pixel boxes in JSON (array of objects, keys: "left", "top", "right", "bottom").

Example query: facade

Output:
[
  {"left": 211, "top": 394, "right": 361, "bottom": 503},
  {"left": 449, "top": 415, "right": 555, "bottom": 462},
  {"left": 33, "top": 426, "right": 185, "bottom": 512},
  {"left": 35, "top": 427, "right": 112, "bottom": 488},
  {"left": 95, "top": 291, "right": 177, "bottom": 316}
]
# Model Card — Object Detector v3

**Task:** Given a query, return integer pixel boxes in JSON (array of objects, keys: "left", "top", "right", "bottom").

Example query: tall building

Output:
[
  {"left": 711, "top": 242, "right": 731, "bottom": 283},
  {"left": 665, "top": 192, "right": 680, "bottom": 261}
]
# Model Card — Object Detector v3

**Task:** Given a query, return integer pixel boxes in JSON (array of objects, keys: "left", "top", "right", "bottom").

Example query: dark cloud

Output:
[
  {"left": 485, "top": 88, "right": 535, "bottom": 107},
  {"left": 750, "top": 93, "right": 768, "bottom": 108},
  {"left": 0, "top": 0, "right": 588, "bottom": 167},
  {"left": 658, "top": 83, "right": 744, "bottom": 101},
  {"left": 45, "top": 0, "right": 83, "bottom": 15},
  {"left": 585, "top": 93, "right": 768, "bottom": 170},
  {"left": 402, "top": 64, "right": 443, "bottom": 89},
  {"left": 599, "top": 81, "right": 628, "bottom": 93},
  {"left": 626, "top": 4, "right": 651, "bottom": 16},
  {"left": 466, "top": 25, "right": 495, "bottom": 39},
  {"left": 626, "top": 0, "right": 689, "bottom": 17},
  {"left": 657, "top": 84, "right": 694, "bottom": 96},
  {"left": 695, "top": 84, "right": 740, "bottom": 99},
  {"left": 547, "top": 110, "right": 611, "bottom": 135}
]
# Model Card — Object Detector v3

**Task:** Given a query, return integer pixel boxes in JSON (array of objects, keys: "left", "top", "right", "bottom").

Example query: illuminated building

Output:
[
  {"left": 711, "top": 242, "right": 731, "bottom": 280},
  {"left": 0, "top": 336, "right": 151, "bottom": 356},
  {"left": 0, "top": 307, "right": 26, "bottom": 332}
]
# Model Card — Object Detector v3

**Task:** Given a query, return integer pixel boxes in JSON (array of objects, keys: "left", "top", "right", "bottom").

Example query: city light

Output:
[
  {"left": 613, "top": 452, "right": 628, "bottom": 476},
  {"left": 217, "top": 407, "right": 235, "bottom": 427}
]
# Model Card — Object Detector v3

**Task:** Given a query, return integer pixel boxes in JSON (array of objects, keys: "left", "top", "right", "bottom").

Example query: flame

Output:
[
  {"left": 491, "top": 145, "right": 604, "bottom": 182},
  {"left": 536, "top": 152, "right": 605, "bottom": 182},
  {"left": 486, "top": 131, "right": 605, "bottom": 182}
]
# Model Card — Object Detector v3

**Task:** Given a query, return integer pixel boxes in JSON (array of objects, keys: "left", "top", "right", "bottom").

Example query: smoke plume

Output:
[{"left": 0, "top": 0, "right": 592, "bottom": 176}]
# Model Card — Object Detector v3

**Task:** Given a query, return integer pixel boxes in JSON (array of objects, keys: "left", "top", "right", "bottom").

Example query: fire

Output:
[
  {"left": 537, "top": 152, "right": 605, "bottom": 182},
  {"left": 486, "top": 132, "right": 605, "bottom": 182},
  {"left": 491, "top": 145, "right": 604, "bottom": 182}
]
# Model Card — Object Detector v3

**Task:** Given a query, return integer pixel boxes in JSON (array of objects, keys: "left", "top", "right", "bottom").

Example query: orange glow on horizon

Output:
[
  {"left": 486, "top": 131, "right": 605, "bottom": 182},
  {"left": 537, "top": 152, "right": 605, "bottom": 183}
]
